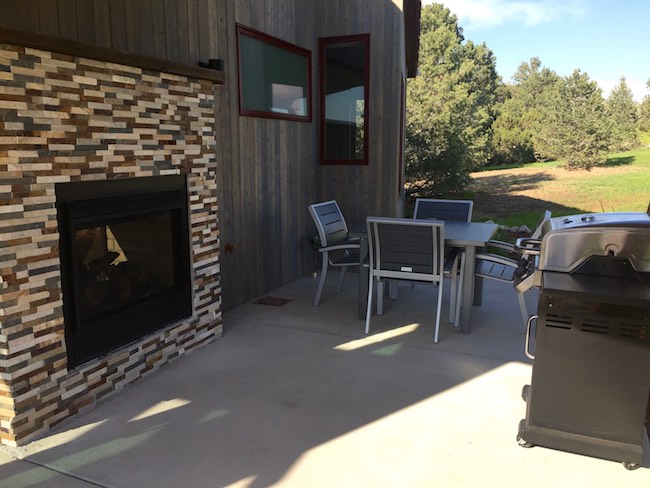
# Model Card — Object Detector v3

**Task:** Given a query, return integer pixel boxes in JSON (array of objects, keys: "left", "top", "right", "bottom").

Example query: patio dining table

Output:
[{"left": 350, "top": 220, "right": 499, "bottom": 334}]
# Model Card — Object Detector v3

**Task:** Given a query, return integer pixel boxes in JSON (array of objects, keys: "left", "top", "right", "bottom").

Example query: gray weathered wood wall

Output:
[
  {"left": 215, "top": 0, "right": 407, "bottom": 309},
  {"left": 0, "top": 0, "right": 411, "bottom": 310},
  {"left": 0, "top": 0, "right": 223, "bottom": 65},
  {"left": 214, "top": 0, "right": 317, "bottom": 310},
  {"left": 312, "top": 0, "right": 406, "bottom": 226}
]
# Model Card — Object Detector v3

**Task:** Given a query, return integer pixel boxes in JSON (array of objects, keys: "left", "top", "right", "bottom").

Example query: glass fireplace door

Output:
[
  {"left": 73, "top": 211, "right": 177, "bottom": 322},
  {"left": 57, "top": 176, "right": 192, "bottom": 368}
]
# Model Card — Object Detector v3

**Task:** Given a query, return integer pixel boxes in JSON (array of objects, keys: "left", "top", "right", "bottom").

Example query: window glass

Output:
[
  {"left": 237, "top": 25, "right": 311, "bottom": 121},
  {"left": 320, "top": 35, "right": 369, "bottom": 164}
]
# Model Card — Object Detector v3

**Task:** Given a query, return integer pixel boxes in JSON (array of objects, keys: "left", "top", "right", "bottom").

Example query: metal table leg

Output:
[
  {"left": 460, "top": 245, "right": 477, "bottom": 334},
  {"left": 358, "top": 235, "right": 369, "bottom": 320}
]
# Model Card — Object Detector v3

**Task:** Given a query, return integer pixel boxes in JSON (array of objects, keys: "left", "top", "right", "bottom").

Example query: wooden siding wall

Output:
[
  {"left": 0, "top": 0, "right": 223, "bottom": 66},
  {"left": 215, "top": 0, "right": 317, "bottom": 309},
  {"left": 0, "top": 0, "right": 408, "bottom": 310},
  {"left": 313, "top": 0, "right": 406, "bottom": 230},
  {"left": 215, "top": 0, "right": 406, "bottom": 309}
]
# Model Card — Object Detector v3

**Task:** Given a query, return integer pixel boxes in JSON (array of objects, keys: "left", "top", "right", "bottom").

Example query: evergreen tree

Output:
[
  {"left": 491, "top": 85, "right": 534, "bottom": 165},
  {"left": 536, "top": 70, "right": 612, "bottom": 170},
  {"left": 638, "top": 77, "right": 650, "bottom": 133},
  {"left": 491, "top": 58, "right": 560, "bottom": 164},
  {"left": 405, "top": 3, "right": 500, "bottom": 195},
  {"left": 606, "top": 77, "right": 639, "bottom": 151}
]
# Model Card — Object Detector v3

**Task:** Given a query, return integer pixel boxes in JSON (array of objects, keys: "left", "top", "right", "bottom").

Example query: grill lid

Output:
[
  {"left": 542, "top": 212, "right": 650, "bottom": 233},
  {"left": 538, "top": 213, "right": 650, "bottom": 275}
]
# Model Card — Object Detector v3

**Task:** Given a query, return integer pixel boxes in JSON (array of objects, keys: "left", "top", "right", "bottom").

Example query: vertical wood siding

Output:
[
  {"left": 0, "top": 0, "right": 225, "bottom": 65},
  {"left": 314, "top": 0, "right": 405, "bottom": 235},
  {"left": 0, "top": 0, "right": 408, "bottom": 310},
  {"left": 215, "top": 0, "right": 406, "bottom": 309},
  {"left": 214, "top": 0, "right": 320, "bottom": 309}
]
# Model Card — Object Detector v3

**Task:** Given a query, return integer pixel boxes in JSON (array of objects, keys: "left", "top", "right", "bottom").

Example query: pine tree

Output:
[
  {"left": 405, "top": 4, "right": 500, "bottom": 195},
  {"left": 536, "top": 70, "right": 612, "bottom": 170},
  {"left": 638, "top": 77, "right": 650, "bottom": 133},
  {"left": 606, "top": 77, "right": 639, "bottom": 151},
  {"left": 491, "top": 58, "right": 560, "bottom": 164}
]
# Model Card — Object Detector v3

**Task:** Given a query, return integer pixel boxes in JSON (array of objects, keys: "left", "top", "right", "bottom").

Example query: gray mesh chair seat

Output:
[
  {"left": 308, "top": 200, "right": 360, "bottom": 306},
  {"left": 365, "top": 217, "right": 445, "bottom": 343}
]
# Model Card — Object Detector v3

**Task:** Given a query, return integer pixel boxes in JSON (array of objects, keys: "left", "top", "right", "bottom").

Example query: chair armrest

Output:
[
  {"left": 319, "top": 242, "right": 361, "bottom": 253},
  {"left": 475, "top": 252, "right": 519, "bottom": 268},
  {"left": 338, "top": 236, "right": 361, "bottom": 245}
]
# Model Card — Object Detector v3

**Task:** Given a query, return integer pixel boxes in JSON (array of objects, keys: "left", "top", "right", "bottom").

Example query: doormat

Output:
[{"left": 253, "top": 296, "right": 293, "bottom": 306}]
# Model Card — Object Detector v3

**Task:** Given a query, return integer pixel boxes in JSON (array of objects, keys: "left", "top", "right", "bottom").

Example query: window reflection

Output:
[
  {"left": 237, "top": 24, "right": 311, "bottom": 121},
  {"left": 320, "top": 35, "right": 369, "bottom": 164}
]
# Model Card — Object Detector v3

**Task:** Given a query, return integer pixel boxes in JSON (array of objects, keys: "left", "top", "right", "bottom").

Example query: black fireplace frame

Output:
[{"left": 56, "top": 176, "right": 193, "bottom": 368}]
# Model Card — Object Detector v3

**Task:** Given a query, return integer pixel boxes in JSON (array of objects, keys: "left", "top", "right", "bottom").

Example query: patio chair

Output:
[
  {"left": 365, "top": 217, "right": 445, "bottom": 343},
  {"left": 308, "top": 200, "right": 360, "bottom": 306},
  {"left": 413, "top": 198, "right": 474, "bottom": 222},
  {"left": 474, "top": 210, "right": 552, "bottom": 327},
  {"left": 413, "top": 198, "right": 474, "bottom": 326}
]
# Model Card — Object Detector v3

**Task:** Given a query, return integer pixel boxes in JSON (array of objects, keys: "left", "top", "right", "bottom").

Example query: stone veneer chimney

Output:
[{"left": 0, "top": 43, "right": 222, "bottom": 446}]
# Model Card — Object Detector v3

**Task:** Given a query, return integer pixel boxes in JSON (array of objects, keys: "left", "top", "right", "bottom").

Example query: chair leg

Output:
[
  {"left": 314, "top": 252, "right": 329, "bottom": 306},
  {"left": 336, "top": 266, "right": 347, "bottom": 293},
  {"left": 434, "top": 279, "right": 444, "bottom": 343},
  {"left": 453, "top": 253, "right": 465, "bottom": 328},
  {"left": 389, "top": 281, "right": 398, "bottom": 300},
  {"left": 365, "top": 276, "right": 375, "bottom": 334},
  {"left": 449, "top": 256, "right": 458, "bottom": 324},
  {"left": 517, "top": 291, "right": 529, "bottom": 328},
  {"left": 376, "top": 280, "right": 384, "bottom": 315}
]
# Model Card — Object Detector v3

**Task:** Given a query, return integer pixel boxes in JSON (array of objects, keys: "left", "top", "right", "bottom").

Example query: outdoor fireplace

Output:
[
  {"left": 56, "top": 176, "right": 193, "bottom": 368},
  {"left": 0, "top": 41, "right": 221, "bottom": 447}
]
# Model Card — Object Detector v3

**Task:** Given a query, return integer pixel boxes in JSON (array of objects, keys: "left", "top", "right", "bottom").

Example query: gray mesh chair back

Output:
[
  {"left": 413, "top": 198, "right": 473, "bottom": 222},
  {"left": 308, "top": 200, "right": 360, "bottom": 305},
  {"left": 310, "top": 200, "right": 349, "bottom": 247},
  {"left": 365, "top": 217, "right": 445, "bottom": 343}
]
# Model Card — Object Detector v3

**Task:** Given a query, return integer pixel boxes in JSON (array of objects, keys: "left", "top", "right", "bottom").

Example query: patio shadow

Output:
[{"left": 2, "top": 277, "right": 648, "bottom": 487}]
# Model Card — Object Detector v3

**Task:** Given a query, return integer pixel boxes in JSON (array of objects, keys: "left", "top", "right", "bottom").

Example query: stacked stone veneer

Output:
[{"left": 0, "top": 43, "right": 222, "bottom": 446}]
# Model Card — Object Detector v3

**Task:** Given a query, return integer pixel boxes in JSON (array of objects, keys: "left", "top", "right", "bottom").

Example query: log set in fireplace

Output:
[{"left": 56, "top": 176, "right": 193, "bottom": 368}]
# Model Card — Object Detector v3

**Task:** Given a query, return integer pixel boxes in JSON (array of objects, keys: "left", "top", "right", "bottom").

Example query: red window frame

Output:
[
  {"left": 319, "top": 34, "right": 370, "bottom": 165},
  {"left": 236, "top": 24, "right": 312, "bottom": 122}
]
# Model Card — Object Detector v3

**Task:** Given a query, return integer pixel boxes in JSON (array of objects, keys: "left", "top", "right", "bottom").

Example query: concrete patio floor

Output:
[{"left": 1, "top": 273, "right": 649, "bottom": 487}]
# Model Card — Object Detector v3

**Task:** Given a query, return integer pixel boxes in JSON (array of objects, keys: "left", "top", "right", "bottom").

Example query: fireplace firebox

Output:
[{"left": 56, "top": 176, "right": 193, "bottom": 368}]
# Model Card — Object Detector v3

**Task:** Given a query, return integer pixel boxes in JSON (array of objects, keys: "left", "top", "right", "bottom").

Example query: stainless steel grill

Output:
[
  {"left": 538, "top": 212, "right": 650, "bottom": 275},
  {"left": 517, "top": 211, "right": 650, "bottom": 469}
]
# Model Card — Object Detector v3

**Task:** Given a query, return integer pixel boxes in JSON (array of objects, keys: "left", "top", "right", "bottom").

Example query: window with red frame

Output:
[
  {"left": 237, "top": 24, "right": 312, "bottom": 121},
  {"left": 319, "top": 34, "right": 370, "bottom": 165}
]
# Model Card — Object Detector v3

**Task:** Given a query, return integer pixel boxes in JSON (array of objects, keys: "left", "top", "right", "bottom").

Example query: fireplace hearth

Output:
[{"left": 56, "top": 176, "right": 193, "bottom": 368}]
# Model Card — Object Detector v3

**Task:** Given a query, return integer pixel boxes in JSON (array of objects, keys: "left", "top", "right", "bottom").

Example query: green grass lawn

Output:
[
  {"left": 549, "top": 148, "right": 650, "bottom": 211},
  {"left": 470, "top": 147, "right": 650, "bottom": 231}
]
